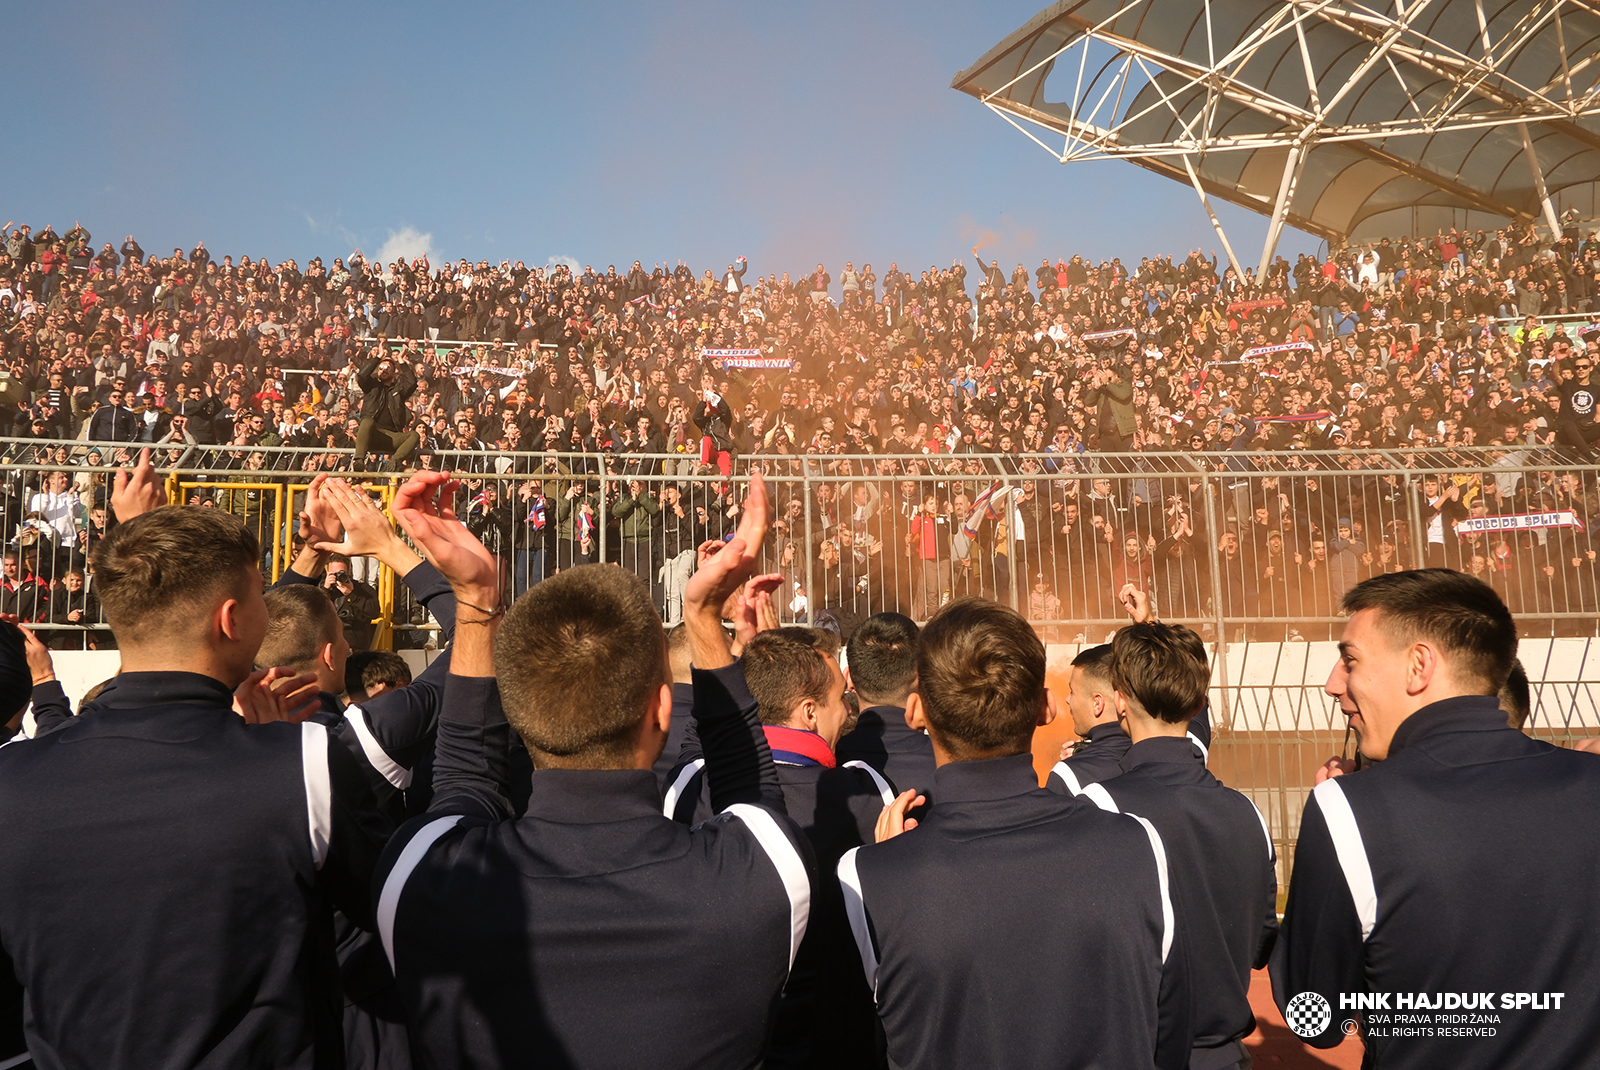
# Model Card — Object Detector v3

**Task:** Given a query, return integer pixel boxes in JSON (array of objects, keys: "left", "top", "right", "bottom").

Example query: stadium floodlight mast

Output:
[{"left": 953, "top": 0, "right": 1600, "bottom": 275}]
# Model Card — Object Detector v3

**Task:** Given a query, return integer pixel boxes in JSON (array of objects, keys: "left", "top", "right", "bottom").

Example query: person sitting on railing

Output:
[{"left": 353, "top": 352, "right": 419, "bottom": 472}]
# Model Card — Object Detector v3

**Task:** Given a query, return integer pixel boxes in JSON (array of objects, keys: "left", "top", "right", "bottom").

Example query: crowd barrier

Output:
[{"left": 7, "top": 440, "right": 1598, "bottom": 877}]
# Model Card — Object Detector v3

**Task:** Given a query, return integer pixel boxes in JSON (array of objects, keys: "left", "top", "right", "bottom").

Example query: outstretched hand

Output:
[
  {"left": 684, "top": 472, "right": 769, "bottom": 669},
  {"left": 729, "top": 573, "right": 784, "bottom": 658},
  {"left": 392, "top": 471, "right": 499, "bottom": 605},
  {"left": 297, "top": 474, "right": 343, "bottom": 549},
  {"left": 875, "top": 789, "right": 927, "bottom": 842},
  {"left": 110, "top": 448, "right": 164, "bottom": 523},
  {"left": 234, "top": 668, "right": 321, "bottom": 725},
  {"left": 1119, "top": 583, "right": 1155, "bottom": 624},
  {"left": 314, "top": 479, "right": 414, "bottom": 570}
]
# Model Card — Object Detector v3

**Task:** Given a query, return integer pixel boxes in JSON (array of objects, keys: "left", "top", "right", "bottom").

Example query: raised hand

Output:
[
  {"left": 297, "top": 474, "right": 342, "bottom": 549},
  {"left": 392, "top": 471, "right": 499, "bottom": 606},
  {"left": 110, "top": 448, "right": 165, "bottom": 523},
  {"left": 685, "top": 472, "right": 769, "bottom": 668},
  {"left": 314, "top": 479, "right": 413, "bottom": 571}
]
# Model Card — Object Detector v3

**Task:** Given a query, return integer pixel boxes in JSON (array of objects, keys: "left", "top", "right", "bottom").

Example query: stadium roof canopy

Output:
[{"left": 952, "top": 0, "right": 1600, "bottom": 268}]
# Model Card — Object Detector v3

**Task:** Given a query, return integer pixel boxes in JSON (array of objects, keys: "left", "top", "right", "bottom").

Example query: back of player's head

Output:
[
  {"left": 1342, "top": 569, "right": 1516, "bottom": 694},
  {"left": 915, "top": 598, "right": 1044, "bottom": 758},
  {"left": 1109, "top": 623, "right": 1208, "bottom": 724},
  {"left": 846, "top": 612, "right": 919, "bottom": 705},
  {"left": 92, "top": 507, "right": 260, "bottom": 646},
  {"left": 1499, "top": 658, "right": 1531, "bottom": 730},
  {"left": 259, "top": 585, "right": 341, "bottom": 673},
  {"left": 346, "top": 650, "right": 412, "bottom": 702},
  {"left": 1070, "top": 643, "right": 1115, "bottom": 689},
  {"left": 743, "top": 628, "right": 835, "bottom": 727},
  {"left": 666, "top": 623, "right": 693, "bottom": 685},
  {"left": 495, "top": 565, "right": 667, "bottom": 768}
]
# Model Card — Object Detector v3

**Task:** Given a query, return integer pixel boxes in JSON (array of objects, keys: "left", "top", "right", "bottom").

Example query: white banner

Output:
[{"left": 1456, "top": 511, "right": 1586, "bottom": 535}]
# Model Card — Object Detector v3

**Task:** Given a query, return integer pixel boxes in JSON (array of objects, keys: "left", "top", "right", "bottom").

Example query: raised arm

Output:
[
  {"left": 684, "top": 472, "right": 785, "bottom": 814},
  {"left": 393, "top": 470, "right": 513, "bottom": 821}
]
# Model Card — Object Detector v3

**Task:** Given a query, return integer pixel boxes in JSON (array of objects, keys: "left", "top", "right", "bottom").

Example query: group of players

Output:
[{"left": 1, "top": 449, "right": 1598, "bottom": 1070}]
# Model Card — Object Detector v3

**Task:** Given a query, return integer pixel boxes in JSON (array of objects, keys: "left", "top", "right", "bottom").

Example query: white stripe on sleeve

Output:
[
  {"left": 837, "top": 846, "right": 879, "bottom": 993},
  {"left": 725, "top": 803, "right": 811, "bottom": 970},
  {"left": 662, "top": 758, "right": 705, "bottom": 818},
  {"left": 1082, "top": 782, "right": 1119, "bottom": 813},
  {"left": 377, "top": 815, "right": 463, "bottom": 971},
  {"left": 1312, "top": 778, "right": 1378, "bottom": 940},
  {"left": 1187, "top": 730, "right": 1210, "bottom": 763},
  {"left": 842, "top": 760, "right": 897, "bottom": 806},
  {"left": 1249, "top": 798, "right": 1275, "bottom": 861},
  {"left": 344, "top": 704, "right": 413, "bottom": 789},
  {"left": 1051, "top": 761, "right": 1084, "bottom": 795},
  {"left": 301, "top": 721, "right": 333, "bottom": 870},
  {"left": 1129, "top": 813, "right": 1176, "bottom": 964}
]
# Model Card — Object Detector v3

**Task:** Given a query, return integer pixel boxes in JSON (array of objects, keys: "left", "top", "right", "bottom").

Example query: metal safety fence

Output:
[{"left": 5, "top": 438, "right": 1599, "bottom": 878}]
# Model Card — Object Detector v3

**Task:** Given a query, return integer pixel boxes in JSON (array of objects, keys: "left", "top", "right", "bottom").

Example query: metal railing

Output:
[{"left": 6, "top": 439, "right": 1599, "bottom": 878}]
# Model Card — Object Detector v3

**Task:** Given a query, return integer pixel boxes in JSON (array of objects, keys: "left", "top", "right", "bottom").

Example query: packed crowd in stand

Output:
[{"left": 4, "top": 217, "right": 1600, "bottom": 643}]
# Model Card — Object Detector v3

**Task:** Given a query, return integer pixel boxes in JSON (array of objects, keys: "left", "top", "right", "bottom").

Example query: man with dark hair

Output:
[
  {"left": 1050, "top": 588, "right": 1211, "bottom": 793},
  {"left": 836, "top": 612, "right": 932, "bottom": 804},
  {"left": 1084, "top": 621, "right": 1278, "bottom": 1070},
  {"left": 736, "top": 626, "right": 892, "bottom": 1070},
  {"left": 841, "top": 597, "right": 1189, "bottom": 1069},
  {"left": 0, "top": 456, "right": 391, "bottom": 1069},
  {"left": 346, "top": 651, "right": 413, "bottom": 705},
  {"left": 1499, "top": 657, "right": 1531, "bottom": 730},
  {"left": 378, "top": 471, "right": 815, "bottom": 1070},
  {"left": 1273, "top": 569, "right": 1600, "bottom": 1068},
  {"left": 353, "top": 353, "right": 419, "bottom": 472}
]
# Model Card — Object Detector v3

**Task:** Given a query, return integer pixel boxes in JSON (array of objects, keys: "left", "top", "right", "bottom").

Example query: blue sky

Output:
[{"left": 3, "top": 0, "right": 1320, "bottom": 276}]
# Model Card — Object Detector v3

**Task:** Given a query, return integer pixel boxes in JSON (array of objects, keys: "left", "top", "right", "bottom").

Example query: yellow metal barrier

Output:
[{"left": 172, "top": 477, "right": 401, "bottom": 651}]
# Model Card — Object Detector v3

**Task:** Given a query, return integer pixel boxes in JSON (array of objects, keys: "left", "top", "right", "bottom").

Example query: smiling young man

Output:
[{"left": 1272, "top": 569, "right": 1600, "bottom": 1068}]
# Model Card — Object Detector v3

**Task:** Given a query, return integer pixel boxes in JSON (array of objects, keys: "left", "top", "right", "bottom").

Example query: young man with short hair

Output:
[
  {"left": 378, "top": 471, "right": 813, "bottom": 1070},
  {"left": 0, "top": 481, "right": 387, "bottom": 1068},
  {"left": 739, "top": 626, "right": 894, "bottom": 1070},
  {"left": 840, "top": 598, "right": 1189, "bottom": 1069},
  {"left": 1084, "top": 621, "right": 1278, "bottom": 1070},
  {"left": 835, "top": 612, "right": 932, "bottom": 803},
  {"left": 1274, "top": 569, "right": 1600, "bottom": 1067}
]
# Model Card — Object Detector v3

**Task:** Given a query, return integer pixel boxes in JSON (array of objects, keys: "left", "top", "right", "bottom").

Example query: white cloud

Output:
[
  {"left": 546, "top": 254, "right": 581, "bottom": 274},
  {"left": 377, "top": 226, "right": 438, "bottom": 266}
]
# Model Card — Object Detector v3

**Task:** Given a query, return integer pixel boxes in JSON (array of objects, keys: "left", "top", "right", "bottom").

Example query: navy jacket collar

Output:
[
  {"left": 522, "top": 768, "right": 664, "bottom": 823},
  {"left": 1085, "top": 722, "right": 1126, "bottom": 745},
  {"left": 1121, "top": 735, "right": 1206, "bottom": 772},
  {"left": 1388, "top": 695, "right": 1508, "bottom": 756},
  {"left": 86, "top": 671, "right": 233, "bottom": 711},
  {"left": 932, "top": 752, "right": 1040, "bottom": 804}
]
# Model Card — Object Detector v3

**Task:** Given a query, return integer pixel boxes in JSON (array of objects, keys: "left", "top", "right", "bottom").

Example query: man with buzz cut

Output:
[
  {"left": 835, "top": 612, "right": 933, "bottom": 806},
  {"left": 0, "top": 452, "right": 393, "bottom": 1070},
  {"left": 1048, "top": 588, "right": 1212, "bottom": 795},
  {"left": 377, "top": 470, "right": 813, "bottom": 1070},
  {"left": 1274, "top": 569, "right": 1600, "bottom": 1068},
  {"left": 1082, "top": 620, "right": 1278, "bottom": 1070},
  {"left": 840, "top": 598, "right": 1190, "bottom": 1070},
  {"left": 735, "top": 626, "right": 895, "bottom": 1070}
]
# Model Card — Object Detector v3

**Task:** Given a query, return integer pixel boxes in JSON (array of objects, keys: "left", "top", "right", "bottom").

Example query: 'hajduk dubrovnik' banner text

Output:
[
  {"left": 1227, "top": 297, "right": 1286, "bottom": 313},
  {"left": 702, "top": 348, "right": 792, "bottom": 369},
  {"left": 1242, "top": 341, "right": 1315, "bottom": 359},
  {"left": 1456, "top": 511, "right": 1587, "bottom": 535},
  {"left": 1081, "top": 327, "right": 1137, "bottom": 343}
]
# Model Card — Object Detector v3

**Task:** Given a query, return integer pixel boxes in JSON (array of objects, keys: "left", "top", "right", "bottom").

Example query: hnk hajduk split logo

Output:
[{"left": 1285, "top": 991, "right": 1333, "bottom": 1038}]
